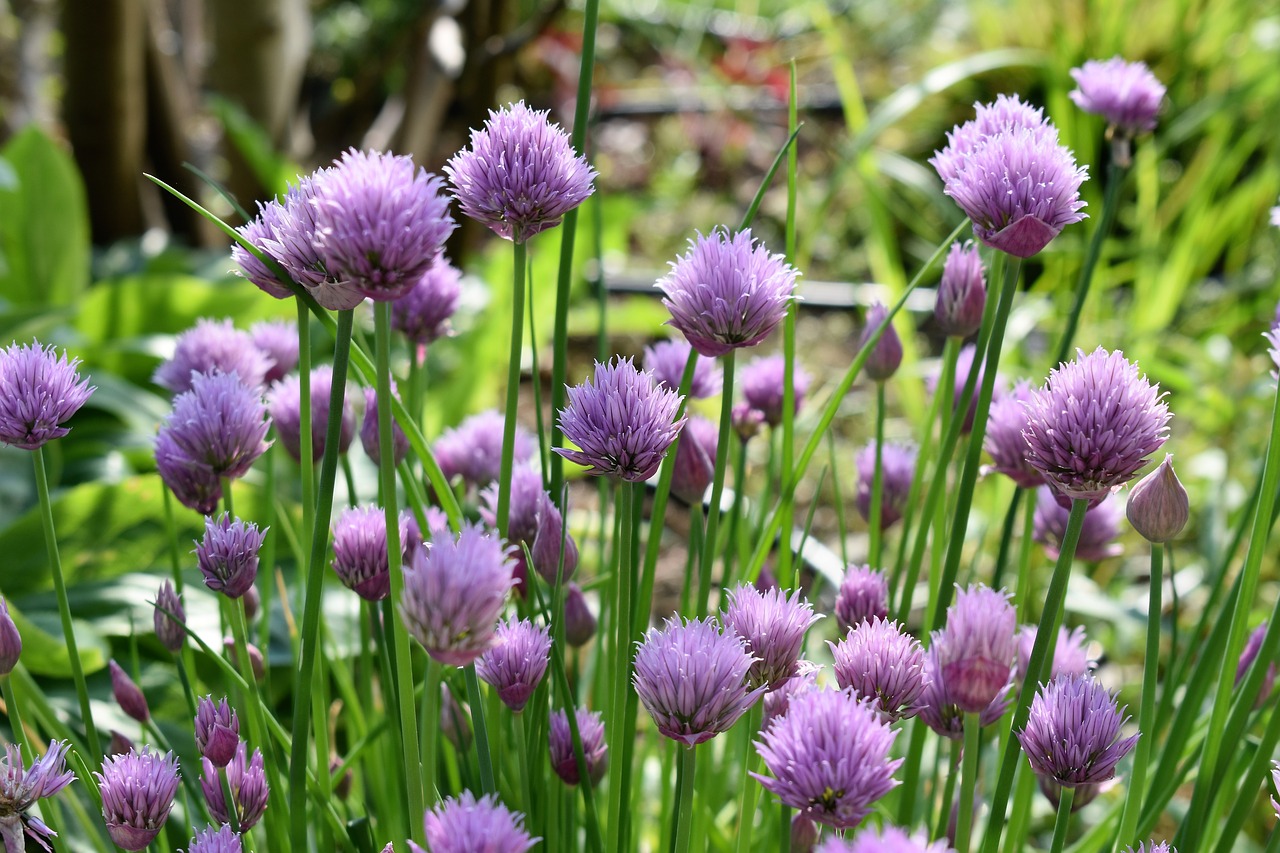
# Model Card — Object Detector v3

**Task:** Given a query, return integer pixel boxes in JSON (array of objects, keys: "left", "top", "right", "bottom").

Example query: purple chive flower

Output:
[
  {"left": 96, "top": 747, "right": 181, "bottom": 851},
  {"left": 195, "top": 696, "right": 240, "bottom": 768},
  {"left": 310, "top": 149, "right": 456, "bottom": 301},
  {"left": 187, "top": 824, "right": 243, "bottom": 853},
  {"left": 480, "top": 466, "right": 544, "bottom": 585},
  {"left": 155, "top": 429, "right": 223, "bottom": 515},
  {"left": 1069, "top": 57, "right": 1166, "bottom": 136},
  {"left": 753, "top": 688, "right": 902, "bottom": 830},
  {"left": 816, "top": 825, "right": 956, "bottom": 853},
  {"left": 1125, "top": 843, "right": 1175, "bottom": 853},
  {"left": 722, "top": 583, "right": 822, "bottom": 691},
  {"left": 983, "top": 380, "right": 1043, "bottom": 489},
  {"left": 643, "top": 338, "right": 723, "bottom": 399},
  {"left": 268, "top": 365, "right": 355, "bottom": 464},
  {"left": 1034, "top": 487, "right": 1123, "bottom": 561},
  {"left": 435, "top": 410, "right": 535, "bottom": 489},
  {"left": 0, "top": 341, "right": 95, "bottom": 450},
  {"left": 196, "top": 514, "right": 266, "bottom": 599},
  {"left": 658, "top": 228, "right": 798, "bottom": 358},
  {"left": 1023, "top": 348, "right": 1170, "bottom": 503},
  {"left": 391, "top": 254, "right": 463, "bottom": 346},
  {"left": 1017, "top": 675, "right": 1139, "bottom": 789},
  {"left": 232, "top": 198, "right": 297, "bottom": 301},
  {"left": 671, "top": 415, "right": 718, "bottom": 505},
  {"left": 249, "top": 320, "right": 299, "bottom": 386},
  {"left": 1236, "top": 624, "right": 1277, "bottom": 705},
  {"left": 762, "top": 661, "right": 821, "bottom": 729},
  {"left": 918, "top": 642, "right": 1011, "bottom": 739},
  {"left": 331, "top": 506, "right": 416, "bottom": 601},
  {"left": 935, "top": 242, "right": 987, "bottom": 339},
  {"left": 359, "top": 385, "right": 411, "bottom": 470},
  {"left": 633, "top": 616, "right": 766, "bottom": 746},
  {"left": 741, "top": 354, "right": 812, "bottom": 428},
  {"left": 400, "top": 522, "right": 515, "bottom": 666},
  {"left": 531, "top": 492, "right": 580, "bottom": 584},
  {"left": 1017, "top": 625, "right": 1095, "bottom": 682},
  {"left": 416, "top": 792, "right": 538, "bottom": 853},
  {"left": 556, "top": 356, "right": 687, "bottom": 482},
  {"left": 1127, "top": 454, "right": 1189, "bottom": 544},
  {"left": 549, "top": 707, "right": 608, "bottom": 786},
  {"left": 732, "top": 401, "right": 767, "bottom": 443},
  {"left": 152, "top": 581, "right": 186, "bottom": 654},
  {"left": 933, "top": 585, "right": 1017, "bottom": 713},
  {"left": 201, "top": 742, "right": 269, "bottom": 831},
  {"left": 931, "top": 94, "right": 1052, "bottom": 186},
  {"left": 835, "top": 564, "right": 890, "bottom": 630},
  {"left": 445, "top": 101, "right": 597, "bottom": 243},
  {"left": 157, "top": 370, "right": 271, "bottom": 483},
  {"left": 0, "top": 741, "right": 75, "bottom": 853},
  {"left": 153, "top": 319, "right": 270, "bottom": 395},
  {"left": 860, "top": 303, "right": 904, "bottom": 382},
  {"left": 0, "top": 597, "right": 21, "bottom": 675},
  {"left": 830, "top": 617, "right": 927, "bottom": 723},
  {"left": 476, "top": 618, "right": 552, "bottom": 712},
  {"left": 932, "top": 108, "right": 1088, "bottom": 258},
  {"left": 855, "top": 440, "right": 917, "bottom": 530},
  {"left": 109, "top": 660, "right": 150, "bottom": 724},
  {"left": 563, "top": 583, "right": 597, "bottom": 647}
]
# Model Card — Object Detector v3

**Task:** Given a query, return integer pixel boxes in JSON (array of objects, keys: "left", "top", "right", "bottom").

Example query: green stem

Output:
[
  {"left": 698, "top": 350, "right": 736, "bottom": 617},
  {"left": 1212, "top": 683, "right": 1280, "bottom": 853},
  {"left": 1014, "top": 488, "right": 1037, "bottom": 622},
  {"left": 161, "top": 484, "right": 184, "bottom": 594},
  {"left": 375, "top": 301, "right": 426, "bottom": 836},
  {"left": 515, "top": 711, "right": 532, "bottom": 815},
  {"left": 608, "top": 482, "right": 640, "bottom": 850},
  {"left": 466, "top": 664, "right": 496, "bottom": 793},
  {"left": 287, "top": 308, "right": 354, "bottom": 845},
  {"left": 988, "top": 487, "right": 1024, "bottom": 591},
  {"left": 956, "top": 712, "right": 981, "bottom": 853},
  {"left": 297, "top": 299, "right": 315, "bottom": 542},
  {"left": 1050, "top": 160, "right": 1125, "bottom": 369},
  {"left": 221, "top": 766, "right": 242, "bottom": 834},
  {"left": 934, "top": 738, "right": 962, "bottom": 841},
  {"left": 673, "top": 746, "right": 699, "bottom": 853},
  {"left": 33, "top": 446, "right": 100, "bottom": 760},
  {"left": 979, "top": 499, "right": 1088, "bottom": 853},
  {"left": 229, "top": 599, "right": 287, "bottom": 852},
  {"left": 1002, "top": 764, "right": 1036, "bottom": 853},
  {"left": 497, "top": 240, "right": 528, "bottom": 537},
  {"left": 734, "top": 705, "right": 764, "bottom": 853},
  {"left": 1112, "top": 545, "right": 1163, "bottom": 851},
  {"left": 777, "top": 62, "right": 799, "bottom": 589},
  {"left": 2, "top": 676, "right": 25, "bottom": 751},
  {"left": 897, "top": 721, "right": 928, "bottom": 824},
  {"left": 869, "top": 381, "right": 886, "bottom": 567},
  {"left": 1049, "top": 786, "right": 1076, "bottom": 853},
  {"left": 422, "top": 660, "right": 441, "bottom": 807},
  {"left": 526, "top": 259, "right": 549, "bottom": 484}
]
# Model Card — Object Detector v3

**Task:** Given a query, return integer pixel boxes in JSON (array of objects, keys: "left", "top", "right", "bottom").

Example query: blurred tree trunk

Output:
[
  {"left": 205, "top": 0, "right": 310, "bottom": 210},
  {"left": 62, "top": 0, "right": 148, "bottom": 242}
]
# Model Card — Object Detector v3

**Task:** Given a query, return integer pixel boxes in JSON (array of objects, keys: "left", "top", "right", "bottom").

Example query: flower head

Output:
[
  {"left": 310, "top": 149, "right": 456, "bottom": 300},
  {"left": 1069, "top": 57, "right": 1166, "bottom": 136},
  {"left": 762, "top": 661, "right": 821, "bottom": 729},
  {"left": 633, "top": 616, "right": 765, "bottom": 746},
  {"left": 753, "top": 688, "right": 902, "bottom": 830},
  {"left": 918, "top": 642, "right": 1011, "bottom": 739},
  {"left": 0, "top": 598, "right": 21, "bottom": 675},
  {"left": 1124, "top": 843, "right": 1175, "bottom": 853},
  {"left": 1034, "top": 487, "right": 1123, "bottom": 561},
  {"left": 201, "top": 742, "right": 269, "bottom": 830},
  {"left": 933, "top": 585, "right": 1017, "bottom": 713},
  {"left": 1127, "top": 454, "right": 1189, "bottom": 543},
  {"left": 232, "top": 199, "right": 297, "bottom": 301},
  {"left": 195, "top": 696, "right": 240, "bottom": 768},
  {"left": 435, "top": 410, "right": 535, "bottom": 489},
  {"left": 400, "top": 522, "right": 515, "bottom": 666},
  {"left": 109, "top": 660, "right": 150, "bottom": 723},
  {"left": 935, "top": 242, "right": 987, "bottom": 339},
  {"left": 391, "top": 254, "right": 463, "bottom": 346},
  {"left": 268, "top": 365, "right": 355, "bottom": 464},
  {"left": 732, "top": 401, "right": 767, "bottom": 443},
  {"left": 476, "top": 618, "right": 552, "bottom": 712},
  {"left": 643, "top": 338, "right": 722, "bottom": 399},
  {"left": 154, "top": 319, "right": 270, "bottom": 394},
  {"left": 446, "top": 101, "right": 596, "bottom": 243},
  {"left": 187, "top": 824, "right": 243, "bottom": 853},
  {"left": 860, "top": 303, "right": 904, "bottom": 382},
  {"left": 835, "top": 564, "right": 890, "bottom": 630},
  {"left": 741, "top": 354, "right": 811, "bottom": 428},
  {"left": 246, "top": 321, "right": 298, "bottom": 387},
  {"left": 932, "top": 105, "right": 1088, "bottom": 258},
  {"left": 360, "top": 385, "right": 410, "bottom": 468},
  {"left": 556, "top": 356, "right": 686, "bottom": 482},
  {"left": 549, "top": 707, "right": 608, "bottom": 786},
  {"left": 856, "top": 441, "right": 917, "bottom": 530},
  {"left": 658, "top": 229, "right": 797, "bottom": 358},
  {"left": 931, "top": 94, "right": 1051, "bottom": 186},
  {"left": 152, "top": 581, "right": 186, "bottom": 654},
  {"left": 419, "top": 792, "right": 538, "bottom": 853},
  {"left": 157, "top": 371, "right": 271, "bottom": 484},
  {"left": 332, "top": 505, "right": 415, "bottom": 601},
  {"left": 817, "top": 825, "right": 956, "bottom": 853},
  {"left": 196, "top": 514, "right": 266, "bottom": 599},
  {"left": 671, "top": 415, "right": 718, "bottom": 505},
  {"left": 722, "top": 583, "right": 822, "bottom": 690},
  {"left": 1017, "top": 625, "right": 1095, "bottom": 683},
  {"left": 830, "top": 617, "right": 927, "bottom": 723},
  {"left": 1022, "top": 348, "right": 1170, "bottom": 502},
  {"left": 0, "top": 341, "right": 95, "bottom": 450},
  {"left": 0, "top": 740, "right": 75, "bottom": 852},
  {"left": 983, "top": 380, "right": 1043, "bottom": 489},
  {"left": 1017, "top": 675, "right": 1139, "bottom": 788},
  {"left": 155, "top": 429, "right": 223, "bottom": 514},
  {"left": 96, "top": 747, "right": 180, "bottom": 851}
]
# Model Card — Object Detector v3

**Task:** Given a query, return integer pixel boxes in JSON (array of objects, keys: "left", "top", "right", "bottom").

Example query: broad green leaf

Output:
[
  {"left": 0, "top": 126, "right": 91, "bottom": 308},
  {"left": 6, "top": 600, "right": 107, "bottom": 678}
]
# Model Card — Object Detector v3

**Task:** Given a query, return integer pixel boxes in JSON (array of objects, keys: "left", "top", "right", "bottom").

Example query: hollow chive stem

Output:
[
  {"left": 955, "top": 712, "right": 981, "bottom": 853},
  {"left": 672, "top": 745, "right": 699, "bottom": 853},
  {"left": 496, "top": 240, "right": 528, "bottom": 538},
  {"left": 698, "top": 350, "right": 736, "bottom": 618},
  {"left": 1049, "top": 786, "right": 1076, "bottom": 853}
]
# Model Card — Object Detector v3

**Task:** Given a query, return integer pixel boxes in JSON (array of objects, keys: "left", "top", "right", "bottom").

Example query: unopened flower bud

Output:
[
  {"left": 242, "top": 584, "right": 261, "bottom": 622},
  {"left": 0, "top": 597, "right": 21, "bottom": 675},
  {"left": 791, "top": 813, "right": 819, "bottom": 853},
  {"left": 935, "top": 242, "right": 986, "bottom": 338},
  {"left": 152, "top": 582, "right": 186, "bottom": 654},
  {"left": 1126, "top": 454, "right": 1188, "bottom": 543},
  {"left": 109, "top": 660, "right": 150, "bottom": 723},
  {"left": 108, "top": 729, "right": 135, "bottom": 756},
  {"left": 195, "top": 696, "right": 240, "bottom": 768},
  {"left": 224, "top": 637, "right": 265, "bottom": 681},
  {"left": 563, "top": 583, "right": 597, "bottom": 648},
  {"left": 860, "top": 302, "right": 904, "bottom": 382}
]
